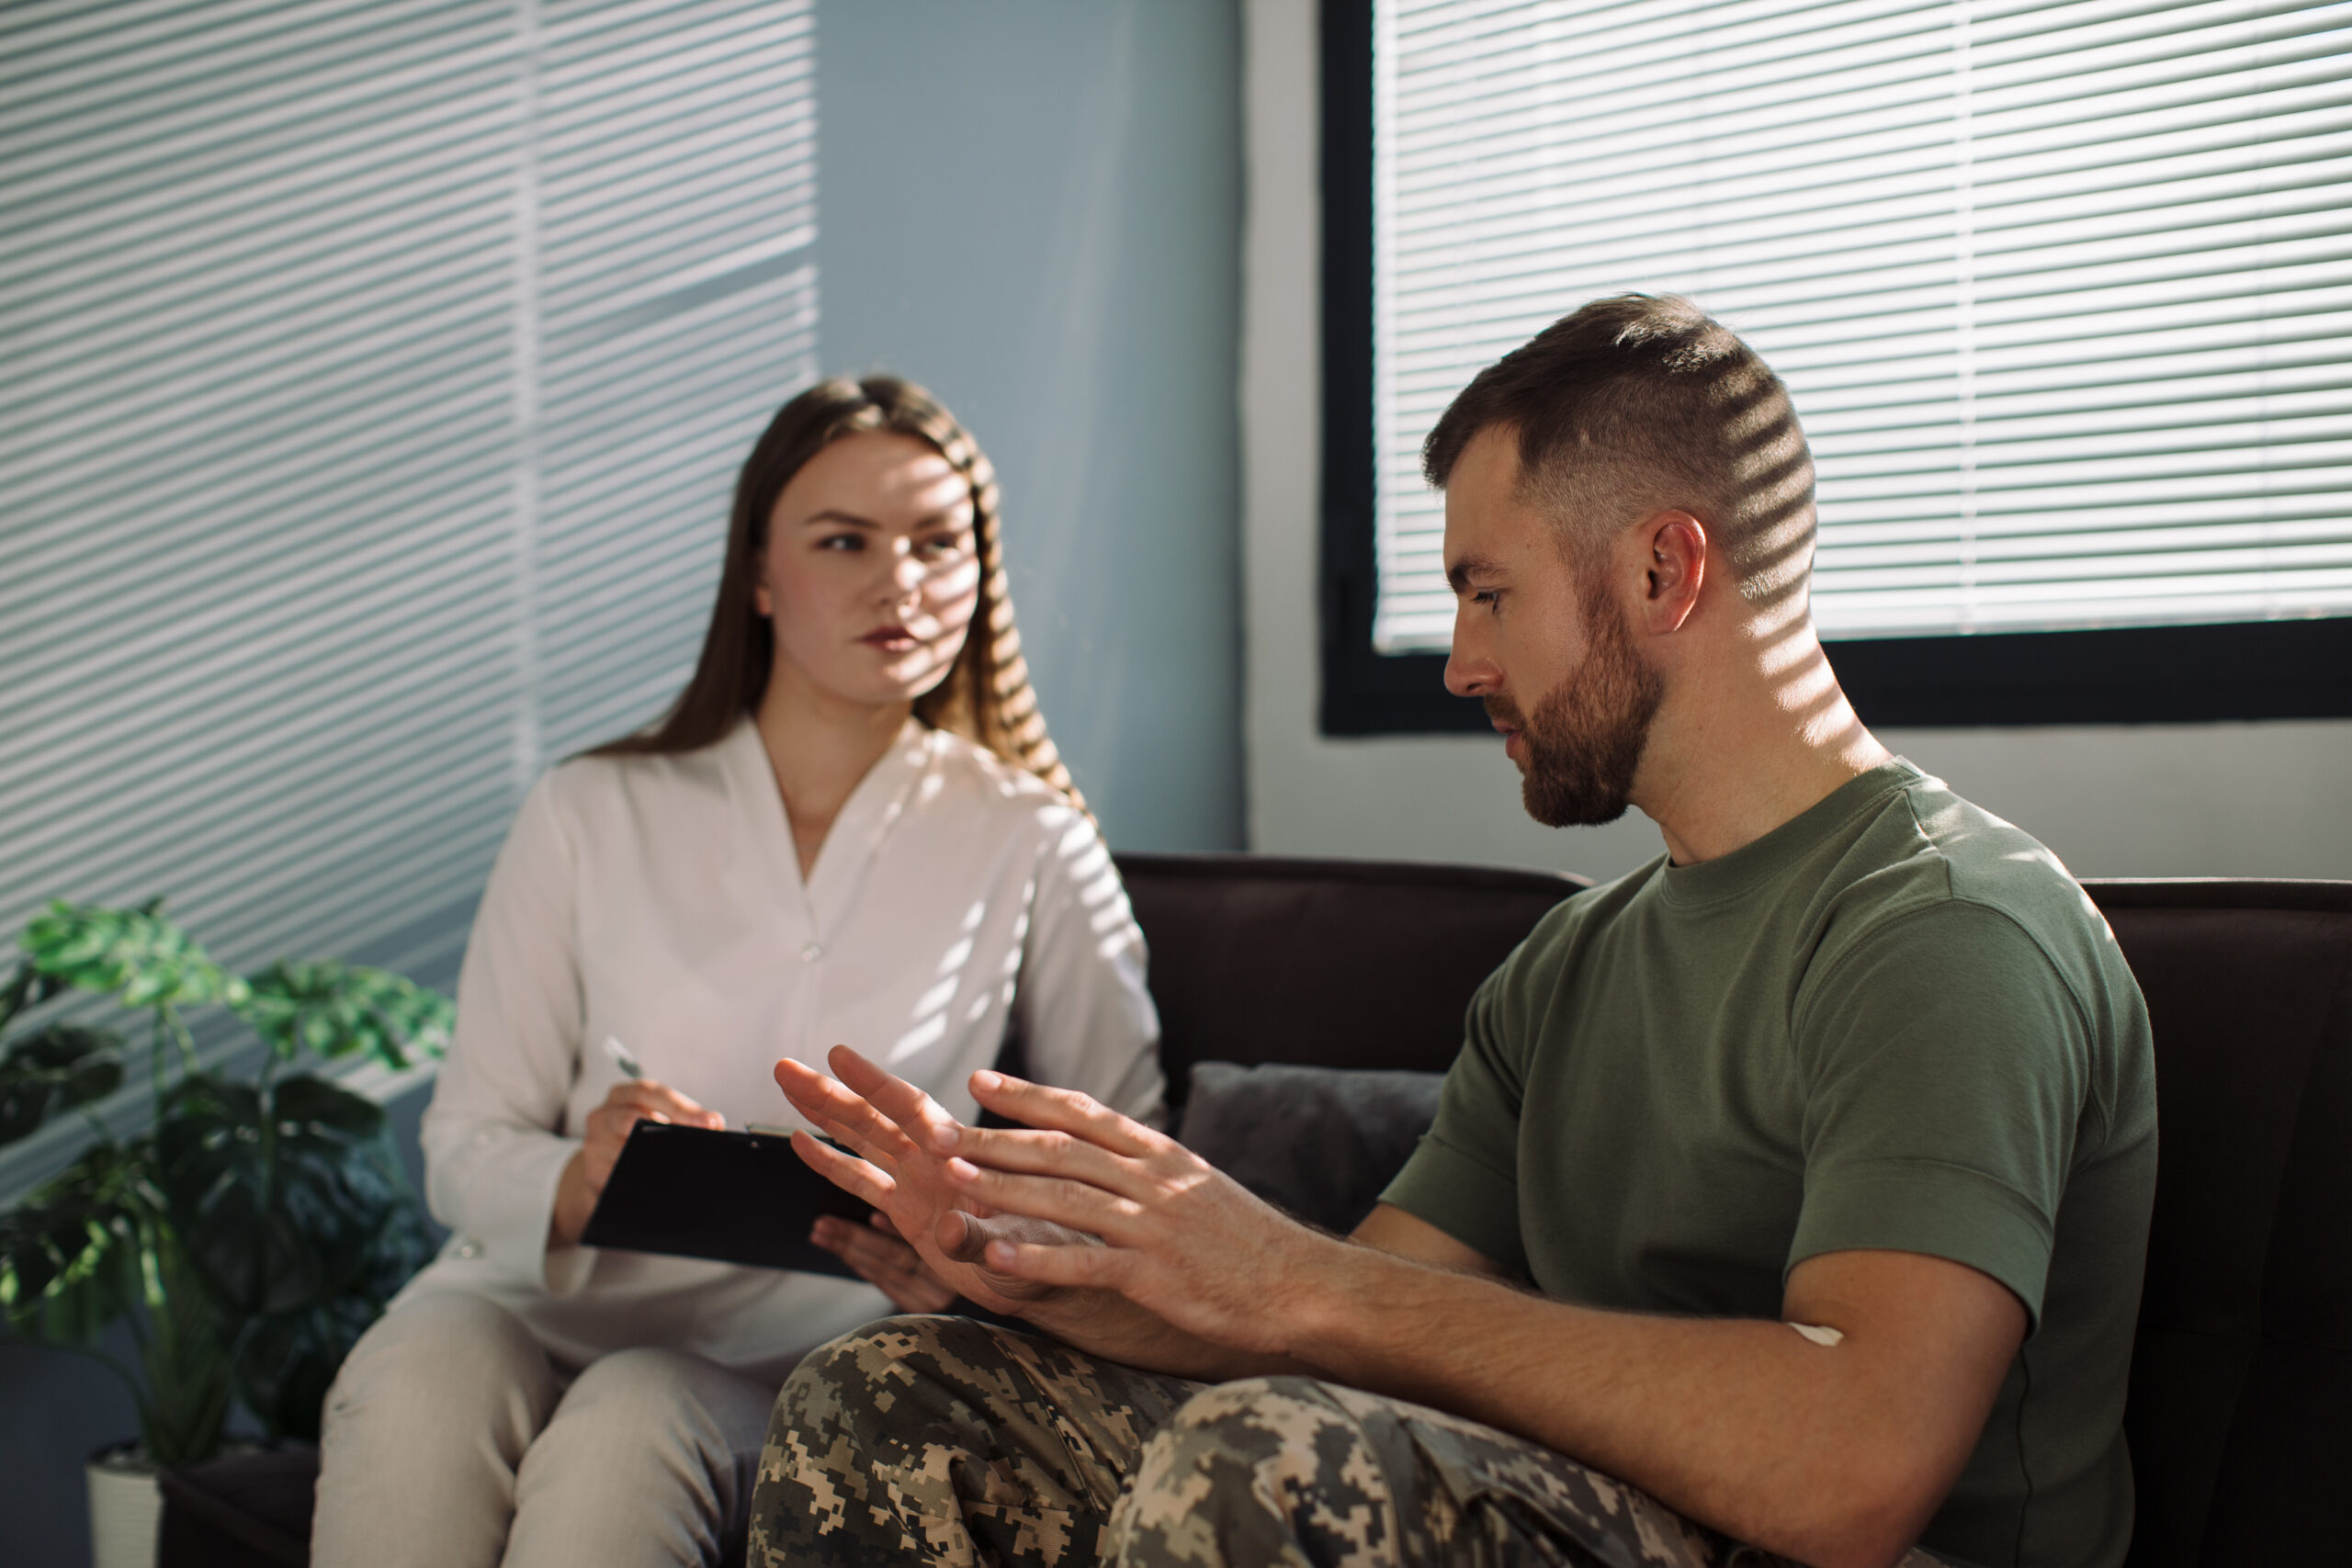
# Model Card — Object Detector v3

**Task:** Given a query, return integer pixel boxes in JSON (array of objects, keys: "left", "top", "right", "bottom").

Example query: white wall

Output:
[{"left": 1240, "top": 0, "right": 2352, "bottom": 886}]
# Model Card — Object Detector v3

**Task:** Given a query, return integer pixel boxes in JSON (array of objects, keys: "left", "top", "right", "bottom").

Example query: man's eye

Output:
[{"left": 1473, "top": 589, "right": 1500, "bottom": 608}]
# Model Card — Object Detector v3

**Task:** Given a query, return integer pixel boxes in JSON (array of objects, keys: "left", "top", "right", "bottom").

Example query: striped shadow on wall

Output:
[{"left": 0, "top": 0, "right": 819, "bottom": 1194}]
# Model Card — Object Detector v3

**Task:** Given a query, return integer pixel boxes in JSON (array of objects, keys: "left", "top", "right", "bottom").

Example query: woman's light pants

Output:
[{"left": 311, "top": 1292, "right": 776, "bottom": 1568}]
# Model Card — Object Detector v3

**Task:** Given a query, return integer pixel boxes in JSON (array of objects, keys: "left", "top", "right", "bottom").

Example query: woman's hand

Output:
[
  {"left": 810, "top": 1212, "right": 958, "bottom": 1314},
  {"left": 548, "top": 1077, "right": 725, "bottom": 1247}
]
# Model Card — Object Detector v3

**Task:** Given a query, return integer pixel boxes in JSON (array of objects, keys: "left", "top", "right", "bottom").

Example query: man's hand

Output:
[
  {"left": 929, "top": 1068, "right": 1357, "bottom": 1358},
  {"left": 927, "top": 1071, "right": 2025, "bottom": 1568},
  {"left": 549, "top": 1077, "right": 723, "bottom": 1247},
  {"left": 774, "top": 1047, "right": 1095, "bottom": 1317}
]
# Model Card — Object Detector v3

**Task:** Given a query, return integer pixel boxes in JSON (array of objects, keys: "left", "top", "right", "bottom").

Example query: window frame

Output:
[{"left": 1316, "top": 0, "right": 2352, "bottom": 737}]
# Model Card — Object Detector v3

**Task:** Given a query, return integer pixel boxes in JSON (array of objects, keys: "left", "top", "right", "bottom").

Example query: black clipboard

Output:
[{"left": 579, "top": 1121, "right": 873, "bottom": 1278}]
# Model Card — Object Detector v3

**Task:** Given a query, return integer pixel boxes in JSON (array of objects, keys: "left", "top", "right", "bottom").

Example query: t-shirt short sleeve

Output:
[
  {"left": 1379, "top": 964, "right": 1535, "bottom": 1277},
  {"left": 1791, "top": 897, "right": 2092, "bottom": 1328}
]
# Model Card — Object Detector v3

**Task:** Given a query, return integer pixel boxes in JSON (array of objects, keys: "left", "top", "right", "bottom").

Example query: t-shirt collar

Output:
[{"left": 1656, "top": 759, "right": 1926, "bottom": 908}]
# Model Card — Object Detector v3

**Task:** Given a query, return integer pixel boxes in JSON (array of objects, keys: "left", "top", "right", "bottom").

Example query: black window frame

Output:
[{"left": 1317, "top": 0, "right": 2352, "bottom": 737}]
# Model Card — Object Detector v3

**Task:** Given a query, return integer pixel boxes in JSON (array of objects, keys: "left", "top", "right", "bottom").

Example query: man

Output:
[{"left": 747, "top": 297, "right": 2156, "bottom": 1568}]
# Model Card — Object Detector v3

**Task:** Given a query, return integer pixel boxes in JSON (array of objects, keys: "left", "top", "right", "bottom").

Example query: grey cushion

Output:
[{"left": 1175, "top": 1061, "right": 1446, "bottom": 1235}]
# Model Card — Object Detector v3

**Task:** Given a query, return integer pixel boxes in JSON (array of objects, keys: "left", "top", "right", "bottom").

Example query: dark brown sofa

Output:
[{"left": 160, "top": 856, "right": 2351, "bottom": 1568}]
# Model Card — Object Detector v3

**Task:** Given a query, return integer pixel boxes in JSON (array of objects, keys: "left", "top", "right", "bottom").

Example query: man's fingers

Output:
[
  {"left": 934, "top": 1122, "right": 1154, "bottom": 1202},
  {"left": 790, "top": 1129, "right": 896, "bottom": 1210},
  {"left": 935, "top": 1208, "right": 1046, "bottom": 1262},
  {"left": 944, "top": 1157, "right": 1147, "bottom": 1240},
  {"left": 967, "top": 1069, "right": 1160, "bottom": 1159},
  {"left": 829, "top": 1044, "right": 967, "bottom": 1152},
  {"left": 934, "top": 1208, "right": 988, "bottom": 1263},
  {"left": 943, "top": 1209, "right": 1100, "bottom": 1259},
  {"left": 777, "top": 1056, "right": 916, "bottom": 1160},
  {"left": 775, "top": 1058, "right": 917, "bottom": 1169},
  {"left": 981, "top": 1235, "right": 1134, "bottom": 1291}
]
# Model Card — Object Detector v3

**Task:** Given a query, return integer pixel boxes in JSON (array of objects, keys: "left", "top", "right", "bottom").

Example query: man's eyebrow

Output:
[{"left": 1446, "top": 553, "right": 1503, "bottom": 593}]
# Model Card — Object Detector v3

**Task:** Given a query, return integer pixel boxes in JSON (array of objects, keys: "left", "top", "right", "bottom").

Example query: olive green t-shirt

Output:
[{"left": 1381, "top": 761, "right": 2156, "bottom": 1568}]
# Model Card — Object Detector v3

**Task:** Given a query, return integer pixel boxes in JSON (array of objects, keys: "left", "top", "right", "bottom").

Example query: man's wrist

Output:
[{"left": 1281, "top": 1232, "right": 1411, "bottom": 1375}]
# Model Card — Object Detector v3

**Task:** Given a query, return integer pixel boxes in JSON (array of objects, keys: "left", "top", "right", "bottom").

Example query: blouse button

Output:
[
  {"left": 800, "top": 942, "right": 822, "bottom": 962},
  {"left": 456, "top": 1238, "right": 483, "bottom": 1259}
]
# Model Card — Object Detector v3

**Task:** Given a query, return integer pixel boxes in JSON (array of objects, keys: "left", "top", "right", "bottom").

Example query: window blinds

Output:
[
  {"left": 0, "top": 0, "right": 817, "bottom": 1169},
  {"left": 1371, "top": 0, "right": 2352, "bottom": 650}
]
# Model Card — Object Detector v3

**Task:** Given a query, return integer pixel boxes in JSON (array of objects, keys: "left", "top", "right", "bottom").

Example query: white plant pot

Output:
[{"left": 85, "top": 1443, "right": 163, "bottom": 1568}]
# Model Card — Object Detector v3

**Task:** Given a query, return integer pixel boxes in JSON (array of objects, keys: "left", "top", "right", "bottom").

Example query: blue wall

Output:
[
  {"left": 814, "top": 0, "right": 1245, "bottom": 853},
  {"left": 0, "top": 6, "right": 1242, "bottom": 1562}
]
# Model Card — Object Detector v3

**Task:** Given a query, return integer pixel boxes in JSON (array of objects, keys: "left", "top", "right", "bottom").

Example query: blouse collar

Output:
[{"left": 717, "top": 715, "right": 935, "bottom": 923}]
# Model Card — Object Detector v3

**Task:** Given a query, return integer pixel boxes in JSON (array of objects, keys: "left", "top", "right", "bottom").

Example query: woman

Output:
[{"left": 311, "top": 378, "right": 1163, "bottom": 1568}]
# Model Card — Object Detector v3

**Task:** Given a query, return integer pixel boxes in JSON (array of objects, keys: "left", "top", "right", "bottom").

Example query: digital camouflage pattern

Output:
[
  {"left": 750, "top": 1314, "right": 1202, "bottom": 1568},
  {"left": 749, "top": 1314, "right": 1946, "bottom": 1568}
]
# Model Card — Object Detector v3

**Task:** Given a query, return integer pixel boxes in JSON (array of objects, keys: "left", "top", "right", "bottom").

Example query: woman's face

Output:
[{"left": 754, "top": 431, "right": 983, "bottom": 714}]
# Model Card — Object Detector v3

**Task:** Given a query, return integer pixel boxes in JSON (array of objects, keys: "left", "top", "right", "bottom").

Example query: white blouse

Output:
[{"left": 399, "top": 717, "right": 1164, "bottom": 1383}]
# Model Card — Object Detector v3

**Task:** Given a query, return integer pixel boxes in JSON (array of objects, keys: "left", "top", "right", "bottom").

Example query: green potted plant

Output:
[{"left": 0, "top": 899, "right": 450, "bottom": 1566}]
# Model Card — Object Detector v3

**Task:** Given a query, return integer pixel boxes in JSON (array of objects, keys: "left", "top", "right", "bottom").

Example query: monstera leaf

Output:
[
  {"left": 158, "top": 1074, "right": 386, "bottom": 1315},
  {"left": 0, "top": 1022, "right": 125, "bottom": 1147},
  {"left": 227, "top": 1218, "right": 429, "bottom": 1442},
  {"left": 2, "top": 899, "right": 450, "bottom": 1459},
  {"left": 154, "top": 1071, "right": 434, "bottom": 1439},
  {"left": 21, "top": 902, "right": 245, "bottom": 1010},
  {"left": 234, "top": 961, "right": 453, "bottom": 1067},
  {"left": 0, "top": 961, "right": 60, "bottom": 1032},
  {"left": 0, "top": 1137, "right": 235, "bottom": 1463},
  {"left": 0, "top": 1136, "right": 162, "bottom": 1344}
]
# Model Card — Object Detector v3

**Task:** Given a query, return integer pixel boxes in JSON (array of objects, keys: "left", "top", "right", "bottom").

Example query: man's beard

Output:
[{"left": 1486, "top": 582, "right": 1665, "bottom": 828}]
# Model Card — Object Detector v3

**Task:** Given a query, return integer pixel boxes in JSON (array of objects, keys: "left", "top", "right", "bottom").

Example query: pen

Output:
[{"left": 603, "top": 1034, "right": 646, "bottom": 1079}]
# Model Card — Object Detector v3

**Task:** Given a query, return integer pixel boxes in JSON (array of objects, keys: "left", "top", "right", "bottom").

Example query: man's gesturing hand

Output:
[
  {"left": 935, "top": 1069, "right": 1353, "bottom": 1359},
  {"left": 773, "top": 1046, "right": 1090, "bottom": 1317}
]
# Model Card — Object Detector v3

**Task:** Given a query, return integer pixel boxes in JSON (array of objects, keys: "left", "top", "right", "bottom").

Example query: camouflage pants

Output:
[{"left": 748, "top": 1314, "right": 1944, "bottom": 1568}]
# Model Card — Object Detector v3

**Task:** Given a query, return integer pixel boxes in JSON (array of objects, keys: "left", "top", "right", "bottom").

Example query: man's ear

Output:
[{"left": 1639, "top": 511, "right": 1707, "bottom": 634}]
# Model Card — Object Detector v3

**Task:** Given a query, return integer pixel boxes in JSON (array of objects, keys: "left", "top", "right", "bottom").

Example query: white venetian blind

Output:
[
  {"left": 0, "top": 2, "right": 817, "bottom": 1043},
  {"left": 1373, "top": 0, "right": 2352, "bottom": 649}
]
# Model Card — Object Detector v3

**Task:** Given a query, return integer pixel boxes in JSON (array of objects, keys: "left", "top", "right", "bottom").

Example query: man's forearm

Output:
[
  {"left": 1284, "top": 1247, "right": 1953, "bottom": 1568},
  {"left": 1019, "top": 1283, "right": 1311, "bottom": 1383}
]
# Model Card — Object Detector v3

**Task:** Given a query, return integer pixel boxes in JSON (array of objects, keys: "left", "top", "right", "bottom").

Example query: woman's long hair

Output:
[{"left": 591, "top": 376, "right": 1083, "bottom": 813}]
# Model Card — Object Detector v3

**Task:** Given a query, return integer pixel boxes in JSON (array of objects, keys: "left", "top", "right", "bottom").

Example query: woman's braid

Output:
[{"left": 898, "top": 395, "right": 1089, "bottom": 819}]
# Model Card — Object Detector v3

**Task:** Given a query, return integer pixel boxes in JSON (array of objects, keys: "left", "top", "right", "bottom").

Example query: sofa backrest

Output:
[
  {"left": 1115, "top": 852, "right": 1584, "bottom": 1106},
  {"left": 1115, "top": 854, "right": 2351, "bottom": 1568},
  {"left": 2081, "top": 879, "right": 2351, "bottom": 1568}
]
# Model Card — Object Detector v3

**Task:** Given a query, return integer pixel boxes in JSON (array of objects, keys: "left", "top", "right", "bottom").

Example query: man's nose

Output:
[{"left": 1443, "top": 613, "right": 1497, "bottom": 697}]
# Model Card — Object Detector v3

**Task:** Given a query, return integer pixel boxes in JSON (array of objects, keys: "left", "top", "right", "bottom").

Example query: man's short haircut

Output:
[{"left": 1422, "top": 295, "right": 1816, "bottom": 604}]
